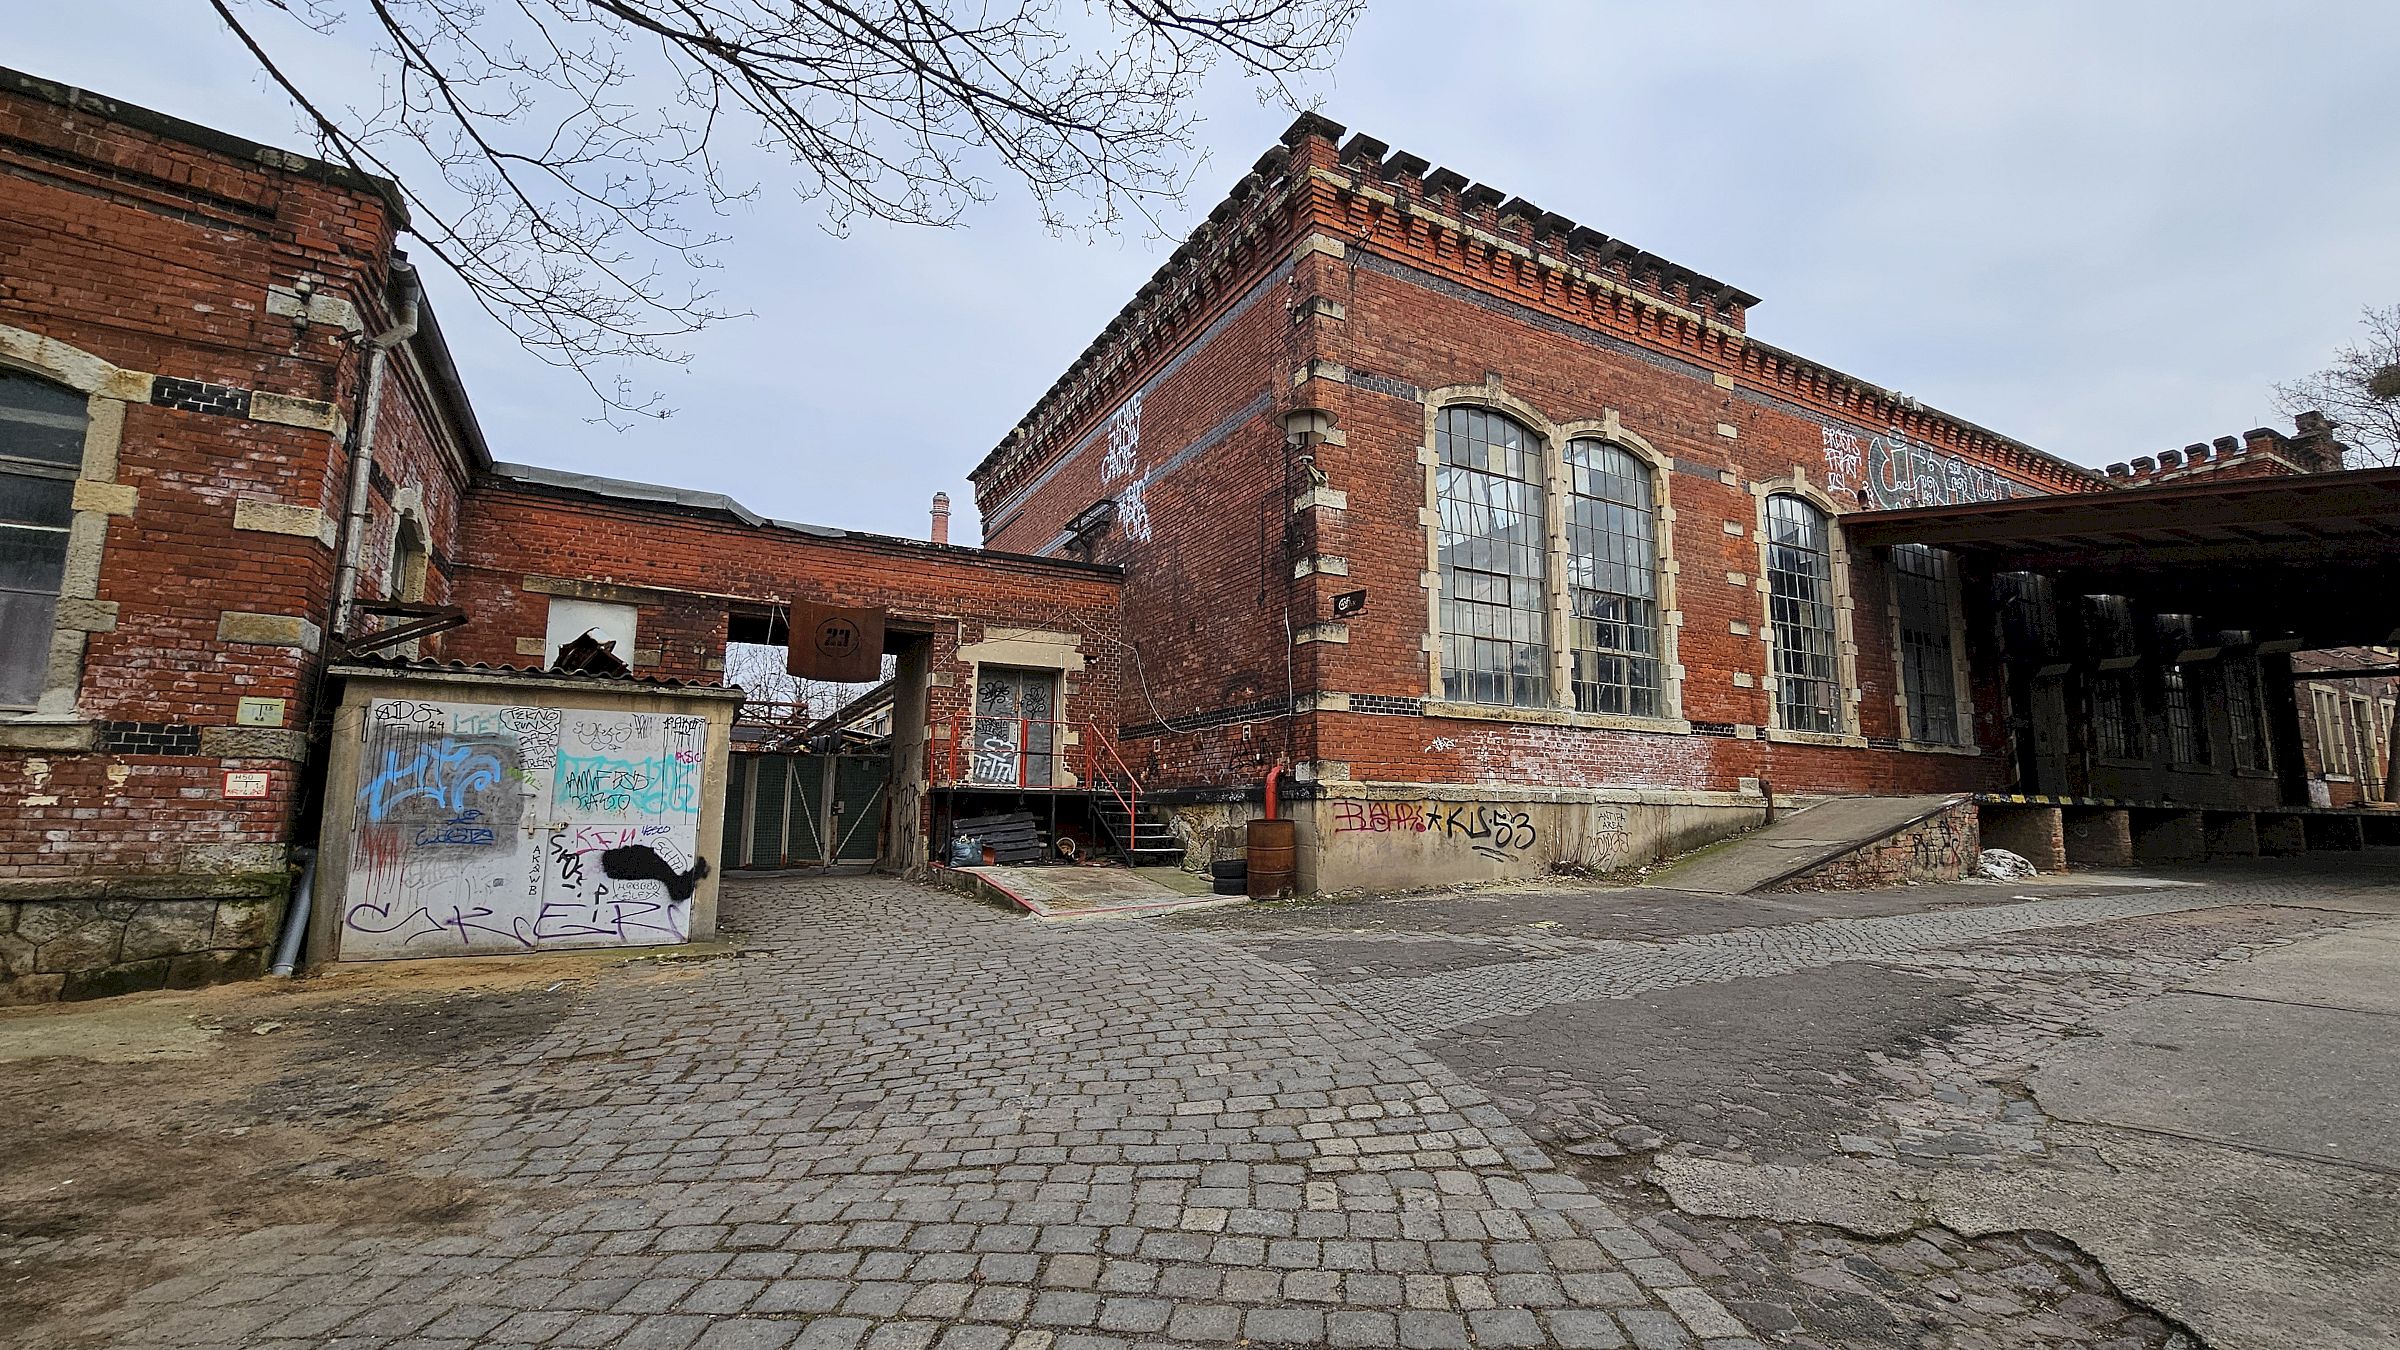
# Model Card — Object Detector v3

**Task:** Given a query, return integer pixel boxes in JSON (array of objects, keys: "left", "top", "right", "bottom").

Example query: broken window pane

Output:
[{"left": 1438, "top": 406, "right": 1549, "bottom": 708}]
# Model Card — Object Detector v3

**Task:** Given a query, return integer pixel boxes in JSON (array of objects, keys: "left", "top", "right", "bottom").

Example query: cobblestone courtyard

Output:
[{"left": 7, "top": 858, "right": 2398, "bottom": 1349}]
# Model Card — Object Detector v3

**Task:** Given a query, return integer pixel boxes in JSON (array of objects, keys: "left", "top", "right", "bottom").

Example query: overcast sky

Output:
[{"left": 14, "top": 4, "right": 2399, "bottom": 541}]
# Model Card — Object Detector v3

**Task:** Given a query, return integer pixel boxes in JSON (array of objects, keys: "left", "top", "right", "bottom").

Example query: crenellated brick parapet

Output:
[
  {"left": 2102, "top": 412, "right": 2346, "bottom": 488},
  {"left": 974, "top": 111, "right": 2110, "bottom": 523}
]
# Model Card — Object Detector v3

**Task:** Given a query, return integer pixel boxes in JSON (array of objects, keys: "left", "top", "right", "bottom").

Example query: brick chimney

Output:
[
  {"left": 2291, "top": 410, "right": 2347, "bottom": 473},
  {"left": 930, "top": 491, "right": 951, "bottom": 545}
]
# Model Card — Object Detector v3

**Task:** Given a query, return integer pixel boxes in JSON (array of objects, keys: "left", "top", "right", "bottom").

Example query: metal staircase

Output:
[
  {"left": 1089, "top": 792, "right": 1187, "bottom": 867},
  {"left": 933, "top": 714, "right": 1183, "bottom": 867}
]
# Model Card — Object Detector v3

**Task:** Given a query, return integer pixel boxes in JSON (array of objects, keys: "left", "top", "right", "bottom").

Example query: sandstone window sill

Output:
[
  {"left": 1763, "top": 727, "right": 1868, "bottom": 750},
  {"left": 0, "top": 718, "right": 96, "bottom": 752},
  {"left": 1896, "top": 739, "right": 1981, "bottom": 758},
  {"left": 1421, "top": 700, "right": 1692, "bottom": 736}
]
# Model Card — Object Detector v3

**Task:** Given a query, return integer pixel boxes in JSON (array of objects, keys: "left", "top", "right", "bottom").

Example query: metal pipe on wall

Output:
[
  {"left": 330, "top": 258, "right": 422, "bottom": 637},
  {"left": 267, "top": 847, "right": 318, "bottom": 977}
]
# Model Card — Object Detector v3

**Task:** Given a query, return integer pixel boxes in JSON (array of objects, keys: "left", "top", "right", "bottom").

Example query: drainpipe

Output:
[
  {"left": 1264, "top": 763, "right": 1284, "bottom": 822},
  {"left": 267, "top": 847, "right": 318, "bottom": 978},
  {"left": 331, "top": 259, "right": 422, "bottom": 637}
]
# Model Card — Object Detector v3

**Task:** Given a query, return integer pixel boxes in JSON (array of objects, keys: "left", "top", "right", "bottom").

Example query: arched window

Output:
[
  {"left": 1564, "top": 439, "right": 1660, "bottom": 716},
  {"left": 1437, "top": 406, "right": 1549, "bottom": 707},
  {"left": 0, "top": 369, "right": 86, "bottom": 709},
  {"left": 1765, "top": 493, "right": 1841, "bottom": 732}
]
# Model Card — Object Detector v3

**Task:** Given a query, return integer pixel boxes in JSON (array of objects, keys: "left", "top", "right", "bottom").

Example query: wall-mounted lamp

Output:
[{"left": 1283, "top": 406, "right": 1336, "bottom": 443}]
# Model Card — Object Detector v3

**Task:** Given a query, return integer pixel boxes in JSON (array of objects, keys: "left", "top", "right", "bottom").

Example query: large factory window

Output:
[
  {"left": 1436, "top": 406, "right": 1550, "bottom": 707},
  {"left": 1766, "top": 493, "right": 1843, "bottom": 734}
]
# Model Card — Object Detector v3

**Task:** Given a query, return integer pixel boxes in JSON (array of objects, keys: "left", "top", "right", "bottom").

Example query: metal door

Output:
[
  {"left": 970, "top": 667, "right": 1058, "bottom": 787},
  {"left": 2029, "top": 673, "right": 2076, "bottom": 796},
  {"left": 829, "top": 756, "right": 887, "bottom": 862}
]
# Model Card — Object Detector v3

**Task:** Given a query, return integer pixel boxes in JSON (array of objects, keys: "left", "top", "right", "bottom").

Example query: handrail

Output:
[{"left": 936, "top": 714, "right": 1146, "bottom": 857}]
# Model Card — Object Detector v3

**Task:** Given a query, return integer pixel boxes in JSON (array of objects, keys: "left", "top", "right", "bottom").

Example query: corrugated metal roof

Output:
[{"left": 329, "top": 655, "right": 740, "bottom": 694}]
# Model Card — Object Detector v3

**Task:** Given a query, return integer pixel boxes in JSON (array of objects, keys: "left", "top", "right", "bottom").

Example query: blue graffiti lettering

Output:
[{"left": 359, "top": 739, "right": 512, "bottom": 822}]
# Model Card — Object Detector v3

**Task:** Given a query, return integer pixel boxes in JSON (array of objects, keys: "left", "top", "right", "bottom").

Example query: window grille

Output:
[
  {"left": 1892, "top": 544, "right": 1959, "bottom": 744},
  {"left": 2093, "top": 671, "right": 2143, "bottom": 759},
  {"left": 1437, "top": 407, "right": 1550, "bottom": 707},
  {"left": 1765, "top": 495, "right": 1841, "bottom": 732},
  {"left": 2163, "top": 665, "right": 2208, "bottom": 765},
  {"left": 1563, "top": 439, "right": 1660, "bottom": 716},
  {"left": 2224, "top": 658, "right": 2267, "bottom": 771},
  {"left": 0, "top": 369, "right": 86, "bottom": 709}
]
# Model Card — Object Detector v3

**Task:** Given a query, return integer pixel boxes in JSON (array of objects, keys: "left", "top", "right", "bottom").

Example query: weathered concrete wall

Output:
[
  {"left": 1162, "top": 786, "right": 1766, "bottom": 896},
  {"left": 308, "top": 667, "right": 741, "bottom": 968},
  {"left": 1779, "top": 798, "right": 1980, "bottom": 891}
]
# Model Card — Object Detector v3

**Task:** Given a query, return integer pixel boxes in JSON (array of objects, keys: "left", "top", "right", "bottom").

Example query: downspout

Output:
[
  {"left": 331, "top": 258, "right": 421, "bottom": 637},
  {"left": 267, "top": 846, "right": 318, "bottom": 978},
  {"left": 1264, "top": 763, "right": 1283, "bottom": 822}
]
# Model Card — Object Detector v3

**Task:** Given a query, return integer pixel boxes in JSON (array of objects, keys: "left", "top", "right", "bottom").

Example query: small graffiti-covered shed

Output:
[{"left": 308, "top": 661, "right": 744, "bottom": 965}]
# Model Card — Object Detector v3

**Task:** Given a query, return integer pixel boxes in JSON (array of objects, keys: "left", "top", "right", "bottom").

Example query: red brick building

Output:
[
  {"left": 2294, "top": 648, "right": 2399, "bottom": 807},
  {"left": 6, "top": 78, "right": 2392, "bottom": 999},
  {"left": 973, "top": 115, "right": 2396, "bottom": 890},
  {"left": 0, "top": 67, "right": 484, "bottom": 997},
  {"left": 0, "top": 69, "right": 1125, "bottom": 999}
]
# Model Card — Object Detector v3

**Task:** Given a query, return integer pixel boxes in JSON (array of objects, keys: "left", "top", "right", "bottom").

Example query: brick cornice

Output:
[
  {"left": 1309, "top": 158, "right": 2101, "bottom": 498},
  {"left": 969, "top": 147, "right": 1314, "bottom": 502}
]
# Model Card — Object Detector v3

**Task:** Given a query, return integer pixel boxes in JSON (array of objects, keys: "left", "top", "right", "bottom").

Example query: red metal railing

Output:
[{"left": 937, "top": 715, "right": 1141, "bottom": 827}]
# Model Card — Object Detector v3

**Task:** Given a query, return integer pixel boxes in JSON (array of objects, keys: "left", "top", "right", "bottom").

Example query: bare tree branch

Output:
[
  {"left": 214, "top": 0, "right": 1362, "bottom": 423},
  {"left": 2275, "top": 303, "right": 2400, "bottom": 470}
]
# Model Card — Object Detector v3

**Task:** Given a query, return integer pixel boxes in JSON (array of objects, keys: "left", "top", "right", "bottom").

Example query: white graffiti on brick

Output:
[
  {"left": 1822, "top": 423, "right": 2021, "bottom": 510},
  {"left": 1099, "top": 391, "right": 1143, "bottom": 485}
]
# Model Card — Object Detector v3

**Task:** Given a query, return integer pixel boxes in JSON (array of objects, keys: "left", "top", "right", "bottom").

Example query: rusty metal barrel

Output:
[{"left": 1246, "top": 817, "right": 1297, "bottom": 898}]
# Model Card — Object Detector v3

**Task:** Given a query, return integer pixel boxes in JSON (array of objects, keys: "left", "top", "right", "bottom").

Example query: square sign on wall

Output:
[
  {"left": 223, "top": 770, "right": 271, "bottom": 799},
  {"left": 235, "top": 696, "right": 287, "bottom": 726}
]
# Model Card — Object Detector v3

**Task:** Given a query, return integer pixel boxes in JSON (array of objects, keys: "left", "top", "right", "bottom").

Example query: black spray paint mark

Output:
[{"left": 599, "top": 846, "right": 712, "bottom": 902}]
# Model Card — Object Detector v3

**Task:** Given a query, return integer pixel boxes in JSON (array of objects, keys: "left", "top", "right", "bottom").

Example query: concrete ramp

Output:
[
  {"left": 1641, "top": 794, "right": 1969, "bottom": 894},
  {"left": 936, "top": 863, "right": 1237, "bottom": 919}
]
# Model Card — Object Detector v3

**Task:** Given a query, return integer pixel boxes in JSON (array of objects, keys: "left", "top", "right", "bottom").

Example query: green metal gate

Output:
[{"left": 721, "top": 753, "right": 889, "bottom": 869}]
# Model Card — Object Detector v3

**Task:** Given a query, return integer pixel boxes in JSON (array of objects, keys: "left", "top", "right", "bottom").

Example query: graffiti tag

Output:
[
  {"left": 1332, "top": 800, "right": 1540, "bottom": 862},
  {"left": 359, "top": 737, "right": 514, "bottom": 824},
  {"left": 1822, "top": 424, "right": 2022, "bottom": 510}
]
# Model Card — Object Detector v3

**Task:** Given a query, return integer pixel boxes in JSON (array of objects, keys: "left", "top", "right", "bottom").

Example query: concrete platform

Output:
[
  {"left": 1640, "top": 794, "right": 1965, "bottom": 894},
  {"left": 938, "top": 863, "right": 1241, "bottom": 919}
]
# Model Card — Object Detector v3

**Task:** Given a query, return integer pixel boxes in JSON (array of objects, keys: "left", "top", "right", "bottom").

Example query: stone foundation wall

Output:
[
  {"left": 1779, "top": 799, "right": 1979, "bottom": 892},
  {"left": 0, "top": 881, "right": 287, "bottom": 1004}
]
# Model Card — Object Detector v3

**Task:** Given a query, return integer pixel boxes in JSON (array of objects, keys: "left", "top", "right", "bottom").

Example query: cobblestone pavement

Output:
[
  {"left": 43, "top": 876, "right": 1771, "bottom": 1350},
  {"left": 1253, "top": 887, "right": 2244, "bottom": 1037},
  {"left": 1176, "top": 858, "right": 2400, "bottom": 1350}
]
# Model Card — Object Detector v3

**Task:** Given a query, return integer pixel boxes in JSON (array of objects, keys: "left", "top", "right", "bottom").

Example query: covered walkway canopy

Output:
[{"left": 1844, "top": 467, "right": 2400, "bottom": 648}]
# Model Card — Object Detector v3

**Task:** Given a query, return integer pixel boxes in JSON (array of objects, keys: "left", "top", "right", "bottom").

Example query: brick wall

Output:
[
  {"left": 973, "top": 116, "right": 2093, "bottom": 805},
  {"left": 446, "top": 481, "right": 1126, "bottom": 785},
  {"left": 0, "top": 72, "right": 475, "bottom": 999}
]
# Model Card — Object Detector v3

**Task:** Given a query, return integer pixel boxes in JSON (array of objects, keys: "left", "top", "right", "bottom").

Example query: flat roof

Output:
[
  {"left": 1844, "top": 467, "right": 2400, "bottom": 648},
  {"left": 1844, "top": 466, "right": 2400, "bottom": 563},
  {"left": 485, "top": 463, "right": 1124, "bottom": 578}
]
